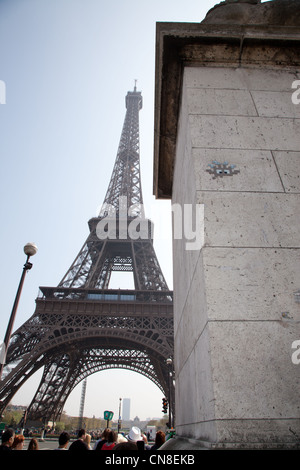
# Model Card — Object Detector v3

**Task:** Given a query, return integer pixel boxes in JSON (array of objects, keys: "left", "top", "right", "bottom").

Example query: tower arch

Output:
[{"left": 0, "top": 86, "right": 174, "bottom": 423}]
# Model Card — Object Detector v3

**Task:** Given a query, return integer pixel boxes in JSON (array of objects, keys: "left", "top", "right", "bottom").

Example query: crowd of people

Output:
[{"left": 0, "top": 426, "right": 166, "bottom": 451}]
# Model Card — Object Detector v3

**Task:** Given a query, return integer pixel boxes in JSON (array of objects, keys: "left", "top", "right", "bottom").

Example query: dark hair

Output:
[
  {"left": 155, "top": 431, "right": 166, "bottom": 447},
  {"left": 27, "top": 438, "right": 39, "bottom": 450},
  {"left": 59, "top": 431, "right": 70, "bottom": 446},
  {"left": 102, "top": 428, "right": 111, "bottom": 439},
  {"left": 1, "top": 428, "right": 15, "bottom": 444},
  {"left": 107, "top": 430, "right": 117, "bottom": 443},
  {"left": 113, "top": 441, "right": 138, "bottom": 451},
  {"left": 77, "top": 428, "right": 85, "bottom": 438}
]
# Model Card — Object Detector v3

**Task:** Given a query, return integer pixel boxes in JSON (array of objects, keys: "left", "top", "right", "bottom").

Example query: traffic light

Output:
[{"left": 162, "top": 397, "right": 168, "bottom": 414}]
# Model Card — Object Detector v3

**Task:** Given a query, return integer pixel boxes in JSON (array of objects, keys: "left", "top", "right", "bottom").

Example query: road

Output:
[{"left": 24, "top": 437, "right": 77, "bottom": 450}]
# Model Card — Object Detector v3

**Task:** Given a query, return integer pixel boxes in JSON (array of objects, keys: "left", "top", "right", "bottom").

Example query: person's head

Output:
[
  {"left": 155, "top": 430, "right": 166, "bottom": 447},
  {"left": 11, "top": 434, "right": 25, "bottom": 450},
  {"left": 84, "top": 433, "right": 91, "bottom": 446},
  {"left": 107, "top": 430, "right": 117, "bottom": 443},
  {"left": 27, "top": 438, "right": 39, "bottom": 450},
  {"left": 127, "top": 426, "right": 142, "bottom": 442},
  {"left": 102, "top": 428, "right": 111, "bottom": 440},
  {"left": 1, "top": 428, "right": 15, "bottom": 447},
  {"left": 77, "top": 428, "right": 86, "bottom": 439},
  {"left": 58, "top": 431, "right": 70, "bottom": 448},
  {"left": 113, "top": 441, "right": 138, "bottom": 451}
]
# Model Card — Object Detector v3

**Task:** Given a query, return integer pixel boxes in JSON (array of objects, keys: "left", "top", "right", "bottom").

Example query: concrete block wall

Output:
[{"left": 172, "top": 65, "right": 300, "bottom": 447}]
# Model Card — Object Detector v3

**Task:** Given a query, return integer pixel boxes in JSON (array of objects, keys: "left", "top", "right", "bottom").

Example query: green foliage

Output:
[
  {"left": 54, "top": 421, "right": 65, "bottom": 433},
  {"left": 59, "top": 412, "right": 106, "bottom": 431},
  {"left": 2, "top": 409, "right": 23, "bottom": 428}
]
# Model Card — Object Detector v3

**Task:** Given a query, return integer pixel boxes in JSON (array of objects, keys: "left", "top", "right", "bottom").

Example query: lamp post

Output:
[
  {"left": 117, "top": 398, "right": 122, "bottom": 434},
  {"left": 0, "top": 242, "right": 38, "bottom": 379},
  {"left": 166, "top": 358, "right": 173, "bottom": 429}
]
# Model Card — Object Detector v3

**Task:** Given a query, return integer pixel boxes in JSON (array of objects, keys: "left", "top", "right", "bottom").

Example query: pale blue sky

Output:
[{"left": 0, "top": 0, "right": 218, "bottom": 421}]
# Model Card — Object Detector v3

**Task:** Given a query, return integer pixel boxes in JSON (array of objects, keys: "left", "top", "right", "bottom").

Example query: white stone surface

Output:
[
  {"left": 273, "top": 151, "right": 300, "bottom": 193},
  {"left": 203, "top": 247, "right": 300, "bottom": 322},
  {"left": 251, "top": 90, "right": 300, "bottom": 118},
  {"left": 190, "top": 115, "right": 300, "bottom": 151},
  {"left": 187, "top": 88, "right": 257, "bottom": 116},
  {"left": 193, "top": 148, "right": 284, "bottom": 192},
  {"left": 198, "top": 191, "right": 300, "bottom": 247},
  {"left": 209, "top": 320, "right": 299, "bottom": 420},
  {"left": 185, "top": 66, "right": 299, "bottom": 92},
  {"left": 175, "top": 329, "right": 217, "bottom": 442},
  {"left": 174, "top": 251, "right": 206, "bottom": 369},
  {"left": 172, "top": 64, "right": 300, "bottom": 447}
]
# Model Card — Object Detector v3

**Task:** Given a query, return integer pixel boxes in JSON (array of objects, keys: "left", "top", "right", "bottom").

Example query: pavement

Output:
[{"left": 24, "top": 438, "right": 63, "bottom": 450}]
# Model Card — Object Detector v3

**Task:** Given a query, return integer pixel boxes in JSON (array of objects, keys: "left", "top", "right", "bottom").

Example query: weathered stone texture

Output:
[
  {"left": 203, "top": 0, "right": 300, "bottom": 26},
  {"left": 172, "top": 64, "right": 300, "bottom": 448},
  {"left": 155, "top": 0, "right": 300, "bottom": 450}
]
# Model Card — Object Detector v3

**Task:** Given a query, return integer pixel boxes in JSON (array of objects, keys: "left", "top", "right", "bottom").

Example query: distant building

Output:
[{"left": 122, "top": 398, "right": 130, "bottom": 421}]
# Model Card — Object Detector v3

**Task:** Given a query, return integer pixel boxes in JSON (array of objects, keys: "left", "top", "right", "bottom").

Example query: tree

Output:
[
  {"left": 2, "top": 409, "right": 23, "bottom": 428},
  {"left": 54, "top": 421, "right": 65, "bottom": 433}
]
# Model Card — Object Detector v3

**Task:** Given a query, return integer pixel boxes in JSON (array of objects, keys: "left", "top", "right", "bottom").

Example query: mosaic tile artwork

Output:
[{"left": 206, "top": 161, "right": 240, "bottom": 179}]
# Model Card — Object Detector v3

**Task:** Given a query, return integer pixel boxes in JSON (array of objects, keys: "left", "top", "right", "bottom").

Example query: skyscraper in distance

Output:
[{"left": 122, "top": 398, "right": 130, "bottom": 421}]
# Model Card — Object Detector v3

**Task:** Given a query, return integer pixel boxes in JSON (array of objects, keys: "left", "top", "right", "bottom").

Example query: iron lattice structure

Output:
[{"left": 0, "top": 86, "right": 174, "bottom": 423}]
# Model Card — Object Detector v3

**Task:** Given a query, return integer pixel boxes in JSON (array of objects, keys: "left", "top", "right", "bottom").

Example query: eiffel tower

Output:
[{"left": 0, "top": 84, "right": 174, "bottom": 423}]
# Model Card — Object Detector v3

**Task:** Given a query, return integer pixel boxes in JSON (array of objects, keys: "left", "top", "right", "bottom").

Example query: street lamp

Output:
[
  {"left": 117, "top": 398, "right": 122, "bottom": 434},
  {"left": 0, "top": 242, "right": 38, "bottom": 379}
]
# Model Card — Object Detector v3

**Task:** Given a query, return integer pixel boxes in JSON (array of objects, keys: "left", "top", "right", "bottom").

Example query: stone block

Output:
[
  {"left": 186, "top": 88, "right": 257, "bottom": 116},
  {"left": 193, "top": 148, "right": 284, "bottom": 192},
  {"left": 174, "top": 251, "right": 207, "bottom": 368},
  {"left": 215, "top": 418, "right": 300, "bottom": 448},
  {"left": 197, "top": 191, "right": 300, "bottom": 248},
  {"left": 273, "top": 151, "right": 300, "bottom": 193},
  {"left": 184, "top": 66, "right": 299, "bottom": 92},
  {"left": 175, "top": 327, "right": 217, "bottom": 440},
  {"left": 240, "top": 68, "right": 299, "bottom": 92},
  {"left": 209, "top": 320, "right": 300, "bottom": 421},
  {"left": 251, "top": 91, "right": 300, "bottom": 118},
  {"left": 172, "top": 235, "right": 201, "bottom": 330},
  {"left": 184, "top": 66, "right": 246, "bottom": 89},
  {"left": 175, "top": 346, "right": 199, "bottom": 428},
  {"left": 190, "top": 115, "right": 300, "bottom": 151},
  {"left": 202, "top": 247, "right": 300, "bottom": 322}
]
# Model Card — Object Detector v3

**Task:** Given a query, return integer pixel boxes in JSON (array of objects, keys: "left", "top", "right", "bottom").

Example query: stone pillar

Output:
[{"left": 154, "top": 2, "right": 300, "bottom": 449}]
